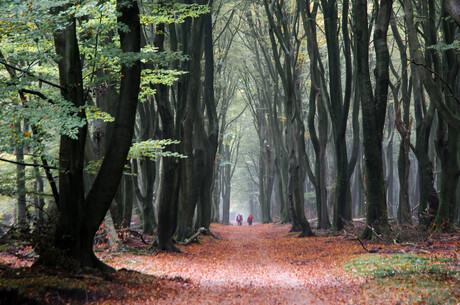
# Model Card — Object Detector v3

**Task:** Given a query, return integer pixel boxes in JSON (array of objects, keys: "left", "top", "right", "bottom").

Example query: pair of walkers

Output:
[{"left": 236, "top": 214, "right": 254, "bottom": 226}]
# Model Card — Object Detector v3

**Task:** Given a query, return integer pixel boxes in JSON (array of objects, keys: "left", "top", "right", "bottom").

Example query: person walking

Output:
[
  {"left": 247, "top": 214, "right": 253, "bottom": 225},
  {"left": 236, "top": 214, "right": 243, "bottom": 226}
]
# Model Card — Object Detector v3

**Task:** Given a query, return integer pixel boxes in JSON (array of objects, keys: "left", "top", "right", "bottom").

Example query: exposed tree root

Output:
[{"left": 177, "top": 228, "right": 208, "bottom": 245}]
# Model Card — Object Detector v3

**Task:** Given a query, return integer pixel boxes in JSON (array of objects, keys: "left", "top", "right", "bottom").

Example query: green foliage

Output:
[
  {"left": 0, "top": 157, "right": 17, "bottom": 198},
  {"left": 128, "top": 139, "right": 186, "bottom": 161},
  {"left": 139, "top": 68, "right": 185, "bottom": 100},
  {"left": 85, "top": 105, "right": 114, "bottom": 122},
  {"left": 427, "top": 40, "right": 460, "bottom": 53},
  {"left": 84, "top": 159, "right": 103, "bottom": 175},
  {"left": 344, "top": 253, "right": 458, "bottom": 279},
  {"left": 140, "top": 2, "right": 210, "bottom": 25},
  {"left": 0, "top": 0, "right": 195, "bottom": 158}
]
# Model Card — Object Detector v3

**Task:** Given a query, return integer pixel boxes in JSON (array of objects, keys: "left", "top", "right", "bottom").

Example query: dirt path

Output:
[
  {"left": 3, "top": 223, "right": 457, "bottom": 304},
  {"left": 106, "top": 223, "right": 359, "bottom": 304},
  {"left": 175, "top": 223, "right": 318, "bottom": 304}
]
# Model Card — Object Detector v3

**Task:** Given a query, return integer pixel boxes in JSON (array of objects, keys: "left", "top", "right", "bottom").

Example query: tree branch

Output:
[
  {"left": 409, "top": 59, "right": 460, "bottom": 106},
  {"left": 0, "top": 157, "right": 61, "bottom": 170},
  {"left": 0, "top": 60, "right": 66, "bottom": 91}
]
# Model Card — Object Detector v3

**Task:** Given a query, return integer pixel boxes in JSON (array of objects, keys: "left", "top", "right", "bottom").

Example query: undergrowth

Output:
[{"left": 344, "top": 253, "right": 460, "bottom": 304}]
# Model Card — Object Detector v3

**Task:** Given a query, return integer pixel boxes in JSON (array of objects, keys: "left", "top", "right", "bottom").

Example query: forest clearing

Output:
[{"left": 1, "top": 222, "right": 459, "bottom": 304}]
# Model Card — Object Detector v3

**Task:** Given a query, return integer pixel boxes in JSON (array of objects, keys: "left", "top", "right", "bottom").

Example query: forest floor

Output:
[{"left": 0, "top": 222, "right": 459, "bottom": 304}]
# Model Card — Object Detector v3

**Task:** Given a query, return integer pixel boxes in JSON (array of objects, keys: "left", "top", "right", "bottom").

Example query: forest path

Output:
[{"left": 106, "top": 223, "right": 361, "bottom": 304}]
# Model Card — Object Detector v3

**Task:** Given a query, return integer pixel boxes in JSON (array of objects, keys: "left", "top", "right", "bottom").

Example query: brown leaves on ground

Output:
[{"left": 0, "top": 223, "right": 459, "bottom": 304}]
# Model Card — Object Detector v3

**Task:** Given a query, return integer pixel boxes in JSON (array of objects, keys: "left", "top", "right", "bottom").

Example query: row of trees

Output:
[
  {"left": 0, "top": 0, "right": 459, "bottom": 272},
  {"left": 233, "top": 0, "right": 460, "bottom": 239}
]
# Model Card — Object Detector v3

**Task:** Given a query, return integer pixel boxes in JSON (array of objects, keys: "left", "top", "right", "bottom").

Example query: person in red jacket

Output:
[
  {"left": 247, "top": 214, "right": 253, "bottom": 225},
  {"left": 236, "top": 214, "right": 243, "bottom": 226}
]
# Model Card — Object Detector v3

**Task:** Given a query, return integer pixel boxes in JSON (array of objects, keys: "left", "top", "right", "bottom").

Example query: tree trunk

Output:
[
  {"left": 321, "top": 0, "right": 353, "bottom": 231},
  {"left": 152, "top": 20, "right": 180, "bottom": 252},
  {"left": 196, "top": 3, "right": 219, "bottom": 230},
  {"left": 15, "top": 143, "right": 27, "bottom": 231},
  {"left": 299, "top": 0, "right": 331, "bottom": 230},
  {"left": 175, "top": 10, "right": 206, "bottom": 242},
  {"left": 356, "top": 0, "right": 392, "bottom": 239},
  {"left": 221, "top": 145, "right": 231, "bottom": 225},
  {"left": 36, "top": 0, "right": 141, "bottom": 271}
]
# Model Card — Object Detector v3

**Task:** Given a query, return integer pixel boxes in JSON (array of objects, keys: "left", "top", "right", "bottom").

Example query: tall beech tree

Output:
[
  {"left": 404, "top": 0, "right": 460, "bottom": 231},
  {"left": 30, "top": 0, "right": 142, "bottom": 271},
  {"left": 299, "top": 0, "right": 331, "bottom": 230},
  {"left": 319, "top": 0, "right": 354, "bottom": 231},
  {"left": 195, "top": 2, "right": 219, "bottom": 230},
  {"left": 175, "top": 2, "right": 207, "bottom": 242},
  {"left": 153, "top": 19, "right": 181, "bottom": 251},
  {"left": 355, "top": 0, "right": 392, "bottom": 239},
  {"left": 263, "top": 0, "right": 313, "bottom": 236}
]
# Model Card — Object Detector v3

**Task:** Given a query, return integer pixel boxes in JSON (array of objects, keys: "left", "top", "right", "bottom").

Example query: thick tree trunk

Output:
[
  {"left": 321, "top": 0, "right": 353, "bottom": 231},
  {"left": 435, "top": 121, "right": 459, "bottom": 231},
  {"left": 288, "top": 119, "right": 314, "bottom": 237},
  {"left": 175, "top": 11, "right": 206, "bottom": 242},
  {"left": 36, "top": 0, "right": 141, "bottom": 271},
  {"left": 356, "top": 0, "right": 392, "bottom": 239},
  {"left": 262, "top": 0, "right": 313, "bottom": 237},
  {"left": 196, "top": 4, "right": 219, "bottom": 230},
  {"left": 258, "top": 125, "right": 274, "bottom": 223},
  {"left": 152, "top": 20, "right": 180, "bottom": 252},
  {"left": 44, "top": 7, "right": 91, "bottom": 269}
]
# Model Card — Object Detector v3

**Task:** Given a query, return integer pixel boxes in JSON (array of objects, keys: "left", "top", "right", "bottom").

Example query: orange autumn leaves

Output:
[
  {"left": 99, "top": 223, "right": 366, "bottom": 304},
  {"left": 1, "top": 223, "right": 458, "bottom": 304}
]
